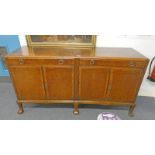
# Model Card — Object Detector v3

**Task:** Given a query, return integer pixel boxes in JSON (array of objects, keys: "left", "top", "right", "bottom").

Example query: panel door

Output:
[
  {"left": 79, "top": 66, "right": 110, "bottom": 100},
  {"left": 107, "top": 68, "right": 143, "bottom": 102},
  {"left": 10, "top": 66, "right": 45, "bottom": 100},
  {"left": 43, "top": 66, "right": 74, "bottom": 100}
]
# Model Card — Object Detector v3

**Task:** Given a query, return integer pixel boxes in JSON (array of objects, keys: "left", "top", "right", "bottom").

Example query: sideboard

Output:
[{"left": 5, "top": 46, "right": 149, "bottom": 116}]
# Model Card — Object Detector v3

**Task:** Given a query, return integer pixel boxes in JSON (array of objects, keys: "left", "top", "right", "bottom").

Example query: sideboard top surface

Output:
[{"left": 5, "top": 46, "right": 148, "bottom": 60}]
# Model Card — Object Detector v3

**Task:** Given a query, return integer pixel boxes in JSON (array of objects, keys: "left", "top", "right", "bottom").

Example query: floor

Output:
[{"left": 0, "top": 82, "right": 155, "bottom": 120}]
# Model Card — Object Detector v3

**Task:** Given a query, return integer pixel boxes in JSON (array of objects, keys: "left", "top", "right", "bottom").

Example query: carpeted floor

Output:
[{"left": 0, "top": 82, "right": 155, "bottom": 120}]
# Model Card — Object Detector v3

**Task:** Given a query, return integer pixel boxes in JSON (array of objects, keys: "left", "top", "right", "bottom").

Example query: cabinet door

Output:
[
  {"left": 79, "top": 66, "right": 110, "bottom": 100},
  {"left": 10, "top": 66, "right": 45, "bottom": 100},
  {"left": 43, "top": 66, "right": 74, "bottom": 100},
  {"left": 107, "top": 68, "right": 143, "bottom": 102}
]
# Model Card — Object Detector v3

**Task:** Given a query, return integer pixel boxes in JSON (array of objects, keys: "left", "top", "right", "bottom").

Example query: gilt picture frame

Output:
[{"left": 26, "top": 35, "right": 96, "bottom": 47}]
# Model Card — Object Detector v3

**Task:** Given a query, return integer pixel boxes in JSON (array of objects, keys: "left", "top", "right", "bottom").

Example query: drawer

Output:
[
  {"left": 5, "top": 58, "right": 75, "bottom": 66},
  {"left": 79, "top": 59, "right": 146, "bottom": 68}
]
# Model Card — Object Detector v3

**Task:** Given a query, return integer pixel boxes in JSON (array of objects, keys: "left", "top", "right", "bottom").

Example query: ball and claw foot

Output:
[
  {"left": 128, "top": 111, "right": 134, "bottom": 117},
  {"left": 73, "top": 103, "right": 79, "bottom": 115},
  {"left": 17, "top": 102, "right": 24, "bottom": 114},
  {"left": 128, "top": 105, "right": 135, "bottom": 117},
  {"left": 17, "top": 109, "right": 24, "bottom": 114},
  {"left": 73, "top": 109, "right": 79, "bottom": 115}
]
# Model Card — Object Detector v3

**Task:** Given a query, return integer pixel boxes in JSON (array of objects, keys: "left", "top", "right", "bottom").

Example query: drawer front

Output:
[
  {"left": 5, "top": 58, "right": 75, "bottom": 66},
  {"left": 79, "top": 59, "right": 146, "bottom": 68}
]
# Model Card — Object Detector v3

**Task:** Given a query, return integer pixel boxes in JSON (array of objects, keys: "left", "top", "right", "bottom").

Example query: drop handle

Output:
[
  {"left": 90, "top": 59, "right": 95, "bottom": 65},
  {"left": 129, "top": 61, "right": 136, "bottom": 67},
  {"left": 58, "top": 59, "right": 64, "bottom": 65},
  {"left": 19, "top": 58, "right": 24, "bottom": 64}
]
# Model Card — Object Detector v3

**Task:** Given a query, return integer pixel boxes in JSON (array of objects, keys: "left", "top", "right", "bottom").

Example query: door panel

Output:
[
  {"left": 79, "top": 66, "right": 110, "bottom": 100},
  {"left": 108, "top": 68, "right": 143, "bottom": 102},
  {"left": 43, "top": 66, "right": 74, "bottom": 100},
  {"left": 10, "top": 66, "right": 45, "bottom": 100}
]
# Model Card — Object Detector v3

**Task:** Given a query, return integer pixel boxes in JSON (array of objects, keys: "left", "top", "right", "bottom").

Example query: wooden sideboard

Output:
[{"left": 5, "top": 46, "right": 149, "bottom": 116}]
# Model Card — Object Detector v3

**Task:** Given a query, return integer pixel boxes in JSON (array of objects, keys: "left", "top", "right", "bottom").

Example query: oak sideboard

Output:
[{"left": 5, "top": 46, "right": 149, "bottom": 116}]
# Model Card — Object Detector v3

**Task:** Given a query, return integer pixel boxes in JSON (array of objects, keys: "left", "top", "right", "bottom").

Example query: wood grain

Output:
[
  {"left": 5, "top": 46, "right": 149, "bottom": 116},
  {"left": 79, "top": 66, "right": 110, "bottom": 100},
  {"left": 43, "top": 65, "right": 74, "bottom": 100}
]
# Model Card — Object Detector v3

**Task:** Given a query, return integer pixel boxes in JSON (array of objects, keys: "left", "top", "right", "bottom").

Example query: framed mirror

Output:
[{"left": 26, "top": 35, "right": 96, "bottom": 47}]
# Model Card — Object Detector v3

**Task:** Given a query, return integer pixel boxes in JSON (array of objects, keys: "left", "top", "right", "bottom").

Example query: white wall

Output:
[
  {"left": 97, "top": 35, "right": 155, "bottom": 97},
  {"left": 19, "top": 35, "right": 155, "bottom": 97},
  {"left": 19, "top": 35, "right": 27, "bottom": 46}
]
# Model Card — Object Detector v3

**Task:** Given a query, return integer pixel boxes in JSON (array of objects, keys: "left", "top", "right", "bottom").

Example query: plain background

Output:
[{"left": 0, "top": 0, "right": 155, "bottom": 155}]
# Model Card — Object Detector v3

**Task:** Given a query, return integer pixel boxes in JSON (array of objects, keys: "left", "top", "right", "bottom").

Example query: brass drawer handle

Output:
[
  {"left": 129, "top": 61, "right": 136, "bottom": 67},
  {"left": 58, "top": 59, "right": 64, "bottom": 65},
  {"left": 19, "top": 58, "right": 24, "bottom": 65},
  {"left": 90, "top": 59, "right": 95, "bottom": 65}
]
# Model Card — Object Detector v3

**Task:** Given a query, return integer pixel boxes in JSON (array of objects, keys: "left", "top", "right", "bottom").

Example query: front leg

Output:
[
  {"left": 128, "top": 105, "right": 135, "bottom": 117},
  {"left": 73, "top": 102, "right": 79, "bottom": 115},
  {"left": 17, "top": 101, "right": 24, "bottom": 114}
]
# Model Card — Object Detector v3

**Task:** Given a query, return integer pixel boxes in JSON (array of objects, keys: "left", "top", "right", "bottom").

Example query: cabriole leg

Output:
[
  {"left": 128, "top": 105, "right": 135, "bottom": 117},
  {"left": 17, "top": 101, "right": 24, "bottom": 114},
  {"left": 73, "top": 102, "right": 79, "bottom": 115}
]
